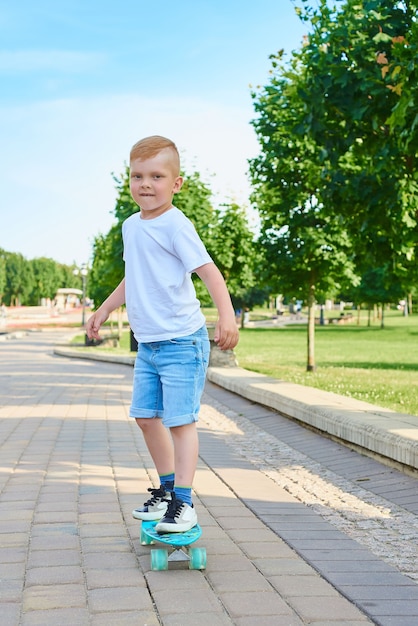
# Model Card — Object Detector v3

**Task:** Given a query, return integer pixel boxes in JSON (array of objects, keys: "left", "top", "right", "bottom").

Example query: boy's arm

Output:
[
  {"left": 195, "top": 263, "right": 239, "bottom": 351},
  {"left": 85, "top": 278, "right": 126, "bottom": 340}
]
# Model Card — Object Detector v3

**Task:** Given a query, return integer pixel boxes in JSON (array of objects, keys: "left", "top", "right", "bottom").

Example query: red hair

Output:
[{"left": 130, "top": 135, "right": 180, "bottom": 174}]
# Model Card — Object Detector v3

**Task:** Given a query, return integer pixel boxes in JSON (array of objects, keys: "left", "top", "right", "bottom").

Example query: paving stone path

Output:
[
  {"left": 1, "top": 330, "right": 418, "bottom": 625},
  {"left": 200, "top": 389, "right": 418, "bottom": 581}
]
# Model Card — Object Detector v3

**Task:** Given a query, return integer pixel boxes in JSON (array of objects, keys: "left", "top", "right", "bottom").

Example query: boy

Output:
[{"left": 86, "top": 135, "right": 239, "bottom": 532}]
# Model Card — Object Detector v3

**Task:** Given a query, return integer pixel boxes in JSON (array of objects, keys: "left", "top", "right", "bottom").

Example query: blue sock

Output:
[
  {"left": 159, "top": 473, "right": 174, "bottom": 491},
  {"left": 174, "top": 485, "right": 192, "bottom": 506}
]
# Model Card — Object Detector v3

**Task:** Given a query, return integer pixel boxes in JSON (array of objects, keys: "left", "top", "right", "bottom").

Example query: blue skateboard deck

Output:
[{"left": 141, "top": 520, "right": 206, "bottom": 570}]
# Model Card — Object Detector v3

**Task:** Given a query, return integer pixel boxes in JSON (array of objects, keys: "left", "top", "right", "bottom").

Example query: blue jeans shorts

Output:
[{"left": 129, "top": 325, "right": 210, "bottom": 428}]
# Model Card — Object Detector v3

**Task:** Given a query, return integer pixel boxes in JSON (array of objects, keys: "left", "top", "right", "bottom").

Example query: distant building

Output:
[{"left": 55, "top": 288, "right": 83, "bottom": 310}]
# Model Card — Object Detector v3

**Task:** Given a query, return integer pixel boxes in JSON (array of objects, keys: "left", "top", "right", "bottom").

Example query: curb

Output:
[{"left": 207, "top": 366, "right": 418, "bottom": 472}]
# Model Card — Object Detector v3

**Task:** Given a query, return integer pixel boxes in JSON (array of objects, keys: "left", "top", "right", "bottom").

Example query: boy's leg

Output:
[
  {"left": 131, "top": 419, "right": 174, "bottom": 520},
  {"left": 135, "top": 418, "right": 174, "bottom": 477},
  {"left": 130, "top": 343, "right": 175, "bottom": 521},
  {"left": 169, "top": 422, "right": 199, "bottom": 506},
  {"left": 155, "top": 423, "right": 199, "bottom": 531},
  {"left": 136, "top": 420, "right": 197, "bottom": 500},
  {"left": 155, "top": 328, "right": 209, "bottom": 532},
  {"left": 170, "top": 422, "right": 199, "bottom": 487}
]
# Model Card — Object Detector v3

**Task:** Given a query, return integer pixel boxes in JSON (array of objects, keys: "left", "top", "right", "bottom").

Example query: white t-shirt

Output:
[{"left": 122, "top": 207, "right": 213, "bottom": 343}]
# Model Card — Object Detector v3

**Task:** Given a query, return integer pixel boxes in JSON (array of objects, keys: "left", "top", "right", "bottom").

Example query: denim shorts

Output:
[{"left": 129, "top": 325, "right": 210, "bottom": 428}]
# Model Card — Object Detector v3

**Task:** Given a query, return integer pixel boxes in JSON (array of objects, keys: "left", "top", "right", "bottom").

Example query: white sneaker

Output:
[
  {"left": 132, "top": 486, "right": 171, "bottom": 521},
  {"left": 155, "top": 493, "right": 198, "bottom": 533}
]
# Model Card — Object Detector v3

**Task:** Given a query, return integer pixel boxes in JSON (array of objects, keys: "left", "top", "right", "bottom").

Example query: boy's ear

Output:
[{"left": 173, "top": 176, "right": 184, "bottom": 194}]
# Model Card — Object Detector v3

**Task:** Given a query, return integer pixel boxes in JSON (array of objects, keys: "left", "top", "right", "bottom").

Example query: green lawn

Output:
[
  {"left": 73, "top": 309, "right": 418, "bottom": 416},
  {"left": 234, "top": 312, "right": 418, "bottom": 416}
]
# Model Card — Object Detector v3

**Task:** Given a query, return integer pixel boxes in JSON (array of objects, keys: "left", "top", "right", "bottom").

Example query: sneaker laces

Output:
[
  {"left": 164, "top": 494, "right": 184, "bottom": 521},
  {"left": 143, "top": 487, "right": 166, "bottom": 507}
]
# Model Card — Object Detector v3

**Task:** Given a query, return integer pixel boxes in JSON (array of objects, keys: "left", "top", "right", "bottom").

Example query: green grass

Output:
[
  {"left": 234, "top": 312, "right": 418, "bottom": 416},
  {"left": 72, "top": 310, "right": 418, "bottom": 416}
]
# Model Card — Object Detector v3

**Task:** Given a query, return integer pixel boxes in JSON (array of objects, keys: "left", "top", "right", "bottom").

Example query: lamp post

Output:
[{"left": 73, "top": 265, "right": 88, "bottom": 326}]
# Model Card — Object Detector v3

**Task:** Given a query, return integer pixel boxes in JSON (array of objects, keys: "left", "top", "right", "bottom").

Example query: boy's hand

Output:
[
  {"left": 214, "top": 317, "right": 239, "bottom": 351},
  {"left": 85, "top": 309, "right": 109, "bottom": 340}
]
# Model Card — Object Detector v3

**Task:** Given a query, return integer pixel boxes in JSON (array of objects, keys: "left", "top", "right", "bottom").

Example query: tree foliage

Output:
[
  {"left": 30, "top": 257, "right": 63, "bottom": 304},
  {"left": 3, "top": 251, "right": 34, "bottom": 306},
  {"left": 294, "top": 0, "right": 418, "bottom": 284},
  {"left": 88, "top": 170, "right": 131, "bottom": 307},
  {"left": 0, "top": 254, "right": 6, "bottom": 301},
  {"left": 0, "top": 248, "right": 86, "bottom": 306},
  {"left": 209, "top": 202, "right": 259, "bottom": 312},
  {"left": 250, "top": 0, "right": 418, "bottom": 367},
  {"left": 250, "top": 38, "right": 359, "bottom": 368}
]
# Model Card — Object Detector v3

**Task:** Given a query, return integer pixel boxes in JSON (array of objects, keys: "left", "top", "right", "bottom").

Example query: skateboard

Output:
[{"left": 140, "top": 520, "right": 206, "bottom": 571}]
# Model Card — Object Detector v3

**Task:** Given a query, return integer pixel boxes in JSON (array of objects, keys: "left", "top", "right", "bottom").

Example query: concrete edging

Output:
[
  {"left": 54, "top": 347, "right": 136, "bottom": 366},
  {"left": 207, "top": 366, "right": 418, "bottom": 472}
]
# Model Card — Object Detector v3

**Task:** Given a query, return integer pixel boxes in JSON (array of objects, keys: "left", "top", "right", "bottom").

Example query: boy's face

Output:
[{"left": 130, "top": 148, "right": 183, "bottom": 219}]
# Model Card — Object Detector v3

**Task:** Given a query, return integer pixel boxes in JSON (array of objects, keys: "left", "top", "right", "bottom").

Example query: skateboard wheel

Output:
[
  {"left": 189, "top": 547, "right": 206, "bottom": 570},
  {"left": 151, "top": 548, "right": 169, "bottom": 571},
  {"left": 140, "top": 526, "right": 154, "bottom": 545}
]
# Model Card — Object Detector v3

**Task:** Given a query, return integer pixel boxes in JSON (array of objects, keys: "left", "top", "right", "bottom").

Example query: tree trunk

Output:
[{"left": 307, "top": 283, "right": 316, "bottom": 372}]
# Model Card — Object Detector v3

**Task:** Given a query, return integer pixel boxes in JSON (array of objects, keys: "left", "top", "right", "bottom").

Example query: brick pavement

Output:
[{"left": 1, "top": 330, "right": 416, "bottom": 625}]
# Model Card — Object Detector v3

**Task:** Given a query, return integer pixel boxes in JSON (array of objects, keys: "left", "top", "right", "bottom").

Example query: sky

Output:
[{"left": 0, "top": 0, "right": 308, "bottom": 266}]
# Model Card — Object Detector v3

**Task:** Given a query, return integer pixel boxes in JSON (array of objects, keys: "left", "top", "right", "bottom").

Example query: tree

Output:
[
  {"left": 172, "top": 170, "right": 218, "bottom": 306},
  {"left": 29, "top": 257, "right": 63, "bottom": 305},
  {"left": 58, "top": 263, "right": 84, "bottom": 292},
  {"left": 294, "top": 0, "right": 418, "bottom": 296},
  {"left": 250, "top": 47, "right": 358, "bottom": 370},
  {"left": 208, "top": 203, "right": 259, "bottom": 324},
  {"left": 0, "top": 251, "right": 6, "bottom": 303},
  {"left": 3, "top": 252, "right": 34, "bottom": 306},
  {"left": 174, "top": 171, "right": 217, "bottom": 254},
  {"left": 251, "top": 0, "right": 418, "bottom": 369},
  {"left": 89, "top": 227, "right": 125, "bottom": 308},
  {"left": 89, "top": 169, "right": 133, "bottom": 307},
  {"left": 0, "top": 248, "right": 81, "bottom": 306},
  {"left": 354, "top": 264, "right": 403, "bottom": 327}
]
